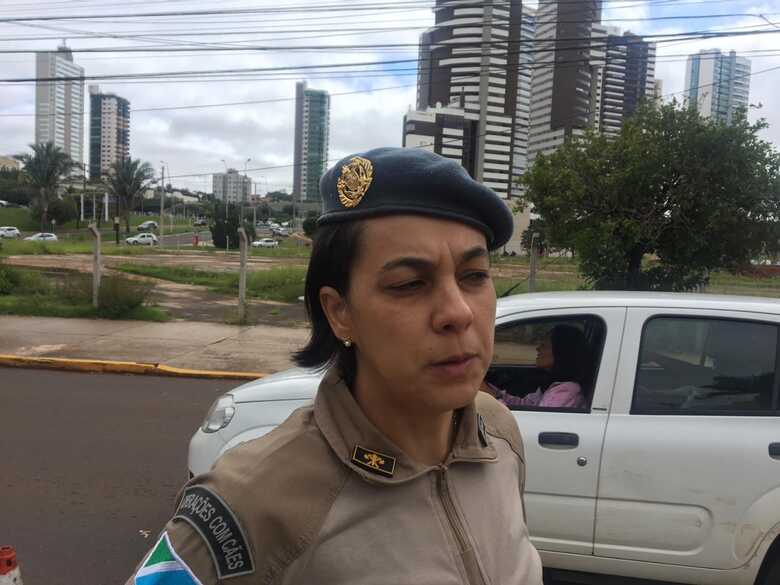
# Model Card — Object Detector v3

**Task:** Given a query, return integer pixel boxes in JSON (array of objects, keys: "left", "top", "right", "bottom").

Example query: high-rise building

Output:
[
  {"left": 213, "top": 170, "right": 252, "bottom": 204},
  {"left": 685, "top": 49, "right": 751, "bottom": 124},
  {"left": 402, "top": 105, "right": 479, "bottom": 176},
  {"left": 89, "top": 85, "right": 130, "bottom": 180},
  {"left": 414, "top": 0, "right": 523, "bottom": 199},
  {"left": 528, "top": 0, "right": 605, "bottom": 161},
  {"left": 511, "top": 6, "right": 536, "bottom": 198},
  {"left": 35, "top": 44, "right": 85, "bottom": 164},
  {"left": 292, "top": 81, "right": 330, "bottom": 202},
  {"left": 528, "top": 3, "right": 656, "bottom": 159}
]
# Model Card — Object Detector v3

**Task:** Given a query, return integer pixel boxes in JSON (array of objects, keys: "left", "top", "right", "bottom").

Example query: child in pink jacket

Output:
[{"left": 485, "top": 324, "right": 588, "bottom": 409}]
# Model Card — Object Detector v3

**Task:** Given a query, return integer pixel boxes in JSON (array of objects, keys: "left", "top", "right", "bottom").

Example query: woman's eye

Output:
[
  {"left": 390, "top": 280, "right": 425, "bottom": 292},
  {"left": 462, "top": 271, "right": 490, "bottom": 284}
]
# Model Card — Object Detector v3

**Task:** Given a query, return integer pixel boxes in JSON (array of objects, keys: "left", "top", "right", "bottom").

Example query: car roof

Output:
[{"left": 497, "top": 291, "right": 780, "bottom": 317}]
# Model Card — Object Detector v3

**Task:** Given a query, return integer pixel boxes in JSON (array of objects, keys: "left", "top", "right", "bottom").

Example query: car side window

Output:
[
  {"left": 486, "top": 315, "right": 607, "bottom": 412},
  {"left": 633, "top": 317, "right": 779, "bottom": 415}
]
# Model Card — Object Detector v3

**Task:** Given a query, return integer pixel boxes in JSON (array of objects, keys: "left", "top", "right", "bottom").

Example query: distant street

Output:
[
  {"left": 159, "top": 229, "right": 211, "bottom": 247},
  {"left": 1, "top": 368, "right": 239, "bottom": 585}
]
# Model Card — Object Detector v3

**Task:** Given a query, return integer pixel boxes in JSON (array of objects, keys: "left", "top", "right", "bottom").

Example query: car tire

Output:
[{"left": 758, "top": 547, "right": 780, "bottom": 585}]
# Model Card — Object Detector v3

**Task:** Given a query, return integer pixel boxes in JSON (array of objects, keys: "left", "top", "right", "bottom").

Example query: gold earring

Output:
[{"left": 343, "top": 338, "right": 352, "bottom": 348}]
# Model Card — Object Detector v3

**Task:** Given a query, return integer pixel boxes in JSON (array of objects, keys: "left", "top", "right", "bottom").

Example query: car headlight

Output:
[{"left": 201, "top": 394, "right": 236, "bottom": 433}]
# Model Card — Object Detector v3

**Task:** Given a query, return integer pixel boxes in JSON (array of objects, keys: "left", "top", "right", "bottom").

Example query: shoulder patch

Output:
[
  {"left": 136, "top": 532, "right": 203, "bottom": 585},
  {"left": 173, "top": 485, "right": 254, "bottom": 579}
]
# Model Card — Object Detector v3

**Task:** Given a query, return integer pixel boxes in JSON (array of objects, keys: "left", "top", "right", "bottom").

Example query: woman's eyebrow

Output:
[
  {"left": 380, "top": 257, "right": 433, "bottom": 272},
  {"left": 381, "top": 246, "right": 489, "bottom": 272}
]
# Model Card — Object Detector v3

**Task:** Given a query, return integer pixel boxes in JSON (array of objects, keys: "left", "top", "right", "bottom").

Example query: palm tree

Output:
[
  {"left": 17, "top": 142, "right": 76, "bottom": 230},
  {"left": 104, "top": 158, "right": 154, "bottom": 234}
]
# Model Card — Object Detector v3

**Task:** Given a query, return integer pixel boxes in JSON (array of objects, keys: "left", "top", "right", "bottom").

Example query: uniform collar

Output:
[{"left": 313, "top": 369, "right": 498, "bottom": 485}]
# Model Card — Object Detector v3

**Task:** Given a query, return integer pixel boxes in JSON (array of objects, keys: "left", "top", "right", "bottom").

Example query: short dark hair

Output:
[
  {"left": 293, "top": 221, "right": 364, "bottom": 386},
  {"left": 549, "top": 324, "right": 589, "bottom": 385}
]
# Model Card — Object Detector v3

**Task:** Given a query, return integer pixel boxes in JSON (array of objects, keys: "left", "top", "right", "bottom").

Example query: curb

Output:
[{"left": 0, "top": 354, "right": 265, "bottom": 380}]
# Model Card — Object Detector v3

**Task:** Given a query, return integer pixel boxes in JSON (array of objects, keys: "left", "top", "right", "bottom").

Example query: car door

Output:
[
  {"left": 595, "top": 307, "right": 780, "bottom": 569},
  {"left": 491, "top": 307, "right": 625, "bottom": 555}
]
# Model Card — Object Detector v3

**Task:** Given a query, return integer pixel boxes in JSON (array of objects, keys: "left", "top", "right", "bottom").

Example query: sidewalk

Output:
[{"left": 0, "top": 315, "right": 309, "bottom": 377}]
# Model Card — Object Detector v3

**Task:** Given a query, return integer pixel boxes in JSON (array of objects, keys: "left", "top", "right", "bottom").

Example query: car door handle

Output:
[
  {"left": 770, "top": 443, "right": 780, "bottom": 460},
  {"left": 538, "top": 432, "right": 579, "bottom": 448}
]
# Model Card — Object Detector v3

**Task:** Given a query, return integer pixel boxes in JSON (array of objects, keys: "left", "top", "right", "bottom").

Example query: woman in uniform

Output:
[{"left": 127, "top": 147, "right": 543, "bottom": 585}]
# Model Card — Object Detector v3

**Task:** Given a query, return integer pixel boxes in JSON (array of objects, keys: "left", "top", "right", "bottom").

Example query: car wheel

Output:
[{"left": 758, "top": 547, "right": 780, "bottom": 585}]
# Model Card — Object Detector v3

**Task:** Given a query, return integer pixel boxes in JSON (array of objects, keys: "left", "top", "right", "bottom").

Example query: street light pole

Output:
[{"left": 159, "top": 162, "right": 166, "bottom": 248}]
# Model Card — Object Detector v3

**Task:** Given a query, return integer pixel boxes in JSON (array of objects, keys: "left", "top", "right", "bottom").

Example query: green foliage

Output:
[
  {"left": 30, "top": 195, "right": 78, "bottom": 227},
  {"left": 520, "top": 218, "right": 552, "bottom": 255},
  {"left": 103, "top": 158, "right": 154, "bottom": 234},
  {"left": 16, "top": 142, "right": 77, "bottom": 230},
  {"left": 209, "top": 202, "right": 255, "bottom": 249},
  {"left": 302, "top": 217, "right": 318, "bottom": 236},
  {"left": 520, "top": 102, "right": 780, "bottom": 291},
  {"left": 0, "top": 168, "right": 35, "bottom": 206}
]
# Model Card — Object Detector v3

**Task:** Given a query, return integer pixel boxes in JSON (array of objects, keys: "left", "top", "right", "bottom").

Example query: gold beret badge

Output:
[{"left": 337, "top": 156, "right": 373, "bottom": 208}]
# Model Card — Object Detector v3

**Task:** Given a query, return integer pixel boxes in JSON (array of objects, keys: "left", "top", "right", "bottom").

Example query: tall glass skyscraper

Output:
[
  {"left": 685, "top": 49, "right": 751, "bottom": 125},
  {"left": 293, "top": 81, "right": 330, "bottom": 202},
  {"left": 35, "top": 44, "right": 85, "bottom": 164}
]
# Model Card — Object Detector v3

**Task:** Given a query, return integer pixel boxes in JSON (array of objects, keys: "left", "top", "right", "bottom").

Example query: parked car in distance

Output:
[
  {"left": 271, "top": 226, "right": 290, "bottom": 237},
  {"left": 0, "top": 226, "right": 21, "bottom": 238},
  {"left": 192, "top": 217, "right": 208, "bottom": 227},
  {"left": 137, "top": 220, "right": 159, "bottom": 232},
  {"left": 190, "top": 291, "right": 780, "bottom": 585},
  {"left": 126, "top": 232, "right": 158, "bottom": 246},
  {"left": 251, "top": 238, "right": 279, "bottom": 248},
  {"left": 0, "top": 200, "right": 8, "bottom": 208},
  {"left": 23, "top": 232, "right": 58, "bottom": 241}
]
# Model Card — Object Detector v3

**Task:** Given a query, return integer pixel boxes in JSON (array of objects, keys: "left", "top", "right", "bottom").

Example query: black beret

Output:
[{"left": 318, "top": 147, "right": 513, "bottom": 250}]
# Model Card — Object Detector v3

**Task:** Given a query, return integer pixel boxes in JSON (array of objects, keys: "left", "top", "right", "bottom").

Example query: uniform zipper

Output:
[{"left": 437, "top": 469, "right": 470, "bottom": 553}]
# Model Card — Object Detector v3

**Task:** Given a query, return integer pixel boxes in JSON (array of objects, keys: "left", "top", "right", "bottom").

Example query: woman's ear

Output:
[{"left": 319, "top": 286, "right": 353, "bottom": 342}]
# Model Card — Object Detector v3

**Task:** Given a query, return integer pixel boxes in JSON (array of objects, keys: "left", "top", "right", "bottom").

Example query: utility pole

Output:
[{"left": 159, "top": 162, "right": 166, "bottom": 248}]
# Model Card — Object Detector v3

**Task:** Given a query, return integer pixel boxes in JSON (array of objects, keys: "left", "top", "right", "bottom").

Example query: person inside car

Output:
[{"left": 484, "top": 324, "right": 589, "bottom": 409}]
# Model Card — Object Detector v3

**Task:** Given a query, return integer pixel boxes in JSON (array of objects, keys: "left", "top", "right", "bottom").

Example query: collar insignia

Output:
[
  {"left": 337, "top": 156, "right": 373, "bottom": 208},
  {"left": 477, "top": 414, "right": 489, "bottom": 447},
  {"left": 352, "top": 445, "right": 396, "bottom": 478}
]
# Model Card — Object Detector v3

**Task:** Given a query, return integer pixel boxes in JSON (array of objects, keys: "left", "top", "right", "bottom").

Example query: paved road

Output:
[
  {"left": 2, "top": 367, "right": 597, "bottom": 585},
  {"left": 1, "top": 368, "right": 239, "bottom": 585}
]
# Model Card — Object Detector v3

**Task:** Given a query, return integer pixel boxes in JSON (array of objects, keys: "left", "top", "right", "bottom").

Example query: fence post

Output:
[
  {"left": 238, "top": 227, "right": 248, "bottom": 324},
  {"left": 528, "top": 232, "right": 540, "bottom": 293},
  {"left": 88, "top": 223, "right": 101, "bottom": 308}
]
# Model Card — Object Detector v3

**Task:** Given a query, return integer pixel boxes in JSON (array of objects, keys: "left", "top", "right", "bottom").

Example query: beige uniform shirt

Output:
[{"left": 128, "top": 370, "right": 543, "bottom": 585}]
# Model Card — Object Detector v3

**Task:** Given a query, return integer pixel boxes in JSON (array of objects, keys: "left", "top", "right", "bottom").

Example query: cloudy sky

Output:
[{"left": 1, "top": 0, "right": 779, "bottom": 193}]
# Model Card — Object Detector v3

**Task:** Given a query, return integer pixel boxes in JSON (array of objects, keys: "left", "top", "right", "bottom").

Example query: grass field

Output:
[
  {"left": 116, "top": 264, "right": 307, "bottom": 303},
  {"left": 0, "top": 263, "right": 168, "bottom": 320}
]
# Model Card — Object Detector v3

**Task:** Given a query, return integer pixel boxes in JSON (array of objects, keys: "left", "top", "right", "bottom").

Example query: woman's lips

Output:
[{"left": 430, "top": 354, "right": 478, "bottom": 378}]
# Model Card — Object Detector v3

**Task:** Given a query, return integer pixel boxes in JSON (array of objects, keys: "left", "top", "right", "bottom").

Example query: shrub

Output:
[
  {"left": 97, "top": 275, "right": 154, "bottom": 318},
  {"left": 0, "top": 263, "right": 20, "bottom": 295}
]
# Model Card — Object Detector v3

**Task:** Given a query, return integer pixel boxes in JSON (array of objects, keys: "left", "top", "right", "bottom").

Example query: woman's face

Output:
[
  {"left": 536, "top": 335, "right": 554, "bottom": 370},
  {"left": 323, "top": 215, "right": 496, "bottom": 416}
]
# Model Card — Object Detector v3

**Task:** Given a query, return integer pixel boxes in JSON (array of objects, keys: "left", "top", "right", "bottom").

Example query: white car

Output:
[
  {"left": 137, "top": 220, "right": 159, "bottom": 232},
  {"left": 251, "top": 238, "right": 279, "bottom": 248},
  {"left": 190, "top": 291, "right": 780, "bottom": 585},
  {"left": 126, "top": 232, "right": 158, "bottom": 246},
  {"left": 23, "top": 232, "right": 58, "bottom": 241},
  {"left": 0, "top": 226, "right": 21, "bottom": 238},
  {"left": 271, "top": 227, "right": 290, "bottom": 237}
]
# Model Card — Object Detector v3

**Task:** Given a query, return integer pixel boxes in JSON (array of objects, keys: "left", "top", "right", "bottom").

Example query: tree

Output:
[
  {"left": 520, "top": 218, "right": 549, "bottom": 255},
  {"left": 519, "top": 102, "right": 780, "bottom": 291},
  {"left": 16, "top": 142, "right": 76, "bottom": 230},
  {"left": 209, "top": 202, "right": 255, "bottom": 249},
  {"left": 104, "top": 158, "right": 154, "bottom": 234},
  {"left": 0, "top": 168, "right": 36, "bottom": 207},
  {"left": 302, "top": 217, "right": 318, "bottom": 237}
]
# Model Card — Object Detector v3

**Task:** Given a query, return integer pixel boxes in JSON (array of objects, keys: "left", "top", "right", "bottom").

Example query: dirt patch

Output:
[{"left": 4, "top": 254, "right": 308, "bottom": 327}]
